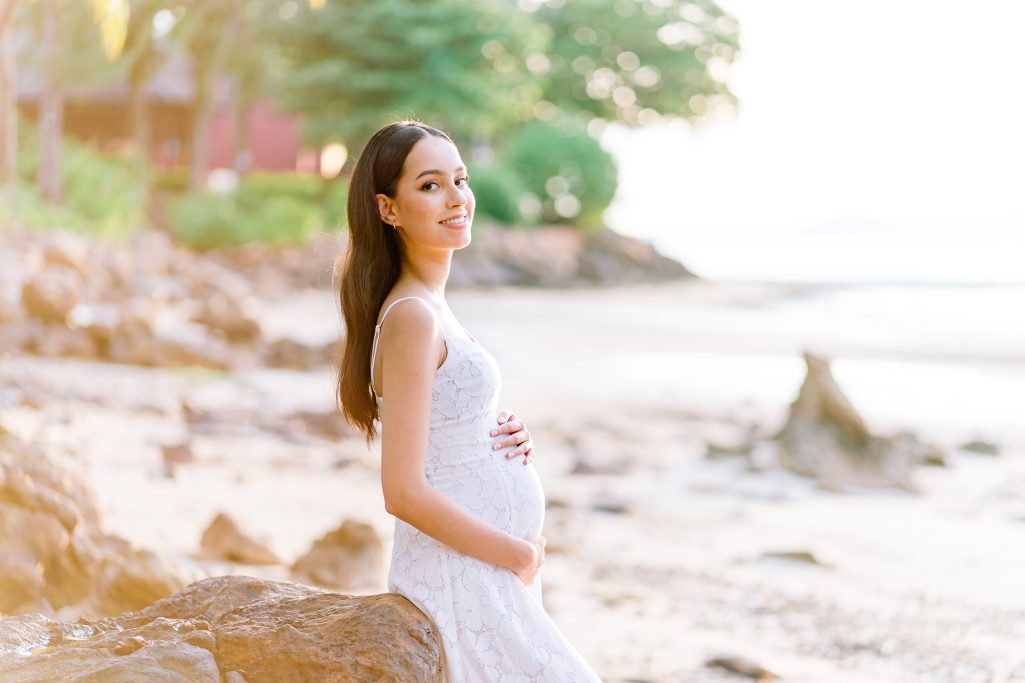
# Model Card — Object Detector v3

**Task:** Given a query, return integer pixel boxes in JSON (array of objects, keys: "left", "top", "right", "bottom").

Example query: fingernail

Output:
[
  {"left": 505, "top": 453, "right": 511, "bottom": 459},
  {"left": 493, "top": 443, "right": 501, "bottom": 450},
  {"left": 490, "top": 430, "right": 497, "bottom": 436}
]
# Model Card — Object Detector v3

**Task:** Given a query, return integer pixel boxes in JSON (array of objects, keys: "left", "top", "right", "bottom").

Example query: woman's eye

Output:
[
  {"left": 457, "top": 176, "right": 470, "bottom": 185},
  {"left": 421, "top": 181, "right": 438, "bottom": 191}
]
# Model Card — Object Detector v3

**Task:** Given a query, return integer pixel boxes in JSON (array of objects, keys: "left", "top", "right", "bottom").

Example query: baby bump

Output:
[{"left": 430, "top": 456, "right": 546, "bottom": 540}]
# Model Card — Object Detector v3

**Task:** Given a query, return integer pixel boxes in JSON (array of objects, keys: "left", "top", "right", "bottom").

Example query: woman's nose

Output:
[{"left": 447, "top": 185, "right": 467, "bottom": 207}]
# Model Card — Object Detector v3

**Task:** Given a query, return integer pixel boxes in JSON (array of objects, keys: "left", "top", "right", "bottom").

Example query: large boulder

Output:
[
  {"left": 0, "top": 576, "right": 444, "bottom": 682},
  {"left": 0, "top": 426, "right": 193, "bottom": 617},
  {"left": 777, "top": 353, "right": 937, "bottom": 492}
]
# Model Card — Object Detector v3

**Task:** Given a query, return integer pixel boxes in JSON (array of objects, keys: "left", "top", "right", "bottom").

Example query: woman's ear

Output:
[{"left": 376, "top": 194, "right": 399, "bottom": 227}]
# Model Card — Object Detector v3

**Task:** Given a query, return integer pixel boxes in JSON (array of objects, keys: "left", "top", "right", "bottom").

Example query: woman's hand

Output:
[
  {"left": 490, "top": 410, "right": 535, "bottom": 465},
  {"left": 512, "top": 536, "right": 546, "bottom": 586}
]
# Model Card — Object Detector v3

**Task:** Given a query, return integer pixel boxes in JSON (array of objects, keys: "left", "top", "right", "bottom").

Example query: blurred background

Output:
[{"left": 1, "top": 1, "right": 1023, "bottom": 682}]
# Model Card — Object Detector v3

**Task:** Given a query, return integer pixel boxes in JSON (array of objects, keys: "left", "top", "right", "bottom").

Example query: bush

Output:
[
  {"left": 11, "top": 120, "right": 145, "bottom": 237},
  {"left": 468, "top": 162, "right": 525, "bottom": 225},
  {"left": 168, "top": 173, "right": 347, "bottom": 250},
  {"left": 236, "top": 172, "right": 324, "bottom": 204},
  {"left": 501, "top": 120, "right": 617, "bottom": 231}
]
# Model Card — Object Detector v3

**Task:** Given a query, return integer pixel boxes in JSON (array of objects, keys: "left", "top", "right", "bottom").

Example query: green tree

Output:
[
  {"left": 531, "top": 0, "right": 739, "bottom": 126},
  {"left": 502, "top": 118, "right": 617, "bottom": 229},
  {"left": 273, "top": 0, "right": 543, "bottom": 153}
]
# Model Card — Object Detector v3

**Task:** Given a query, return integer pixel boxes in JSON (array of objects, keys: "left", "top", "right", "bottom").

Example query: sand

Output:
[{"left": 2, "top": 279, "right": 1023, "bottom": 682}]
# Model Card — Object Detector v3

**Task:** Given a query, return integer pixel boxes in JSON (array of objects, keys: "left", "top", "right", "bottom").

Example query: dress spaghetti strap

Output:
[{"left": 370, "top": 296, "right": 436, "bottom": 400}]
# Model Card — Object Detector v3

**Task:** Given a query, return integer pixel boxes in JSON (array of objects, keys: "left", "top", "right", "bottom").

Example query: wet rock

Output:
[
  {"left": 0, "top": 427, "right": 192, "bottom": 617},
  {"left": 705, "top": 655, "right": 781, "bottom": 680},
  {"left": 777, "top": 353, "right": 933, "bottom": 492},
  {"left": 291, "top": 520, "right": 386, "bottom": 590},
  {"left": 0, "top": 576, "right": 444, "bottom": 682},
  {"left": 199, "top": 513, "right": 280, "bottom": 566}
]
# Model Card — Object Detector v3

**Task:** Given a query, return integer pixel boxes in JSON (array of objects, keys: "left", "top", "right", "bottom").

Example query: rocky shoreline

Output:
[{"left": 0, "top": 223, "right": 692, "bottom": 372}]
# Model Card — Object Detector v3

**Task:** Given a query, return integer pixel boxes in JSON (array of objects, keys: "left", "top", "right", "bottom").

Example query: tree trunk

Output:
[
  {"left": 231, "top": 79, "right": 252, "bottom": 175},
  {"left": 0, "top": 0, "right": 18, "bottom": 211},
  {"left": 37, "top": 0, "right": 62, "bottom": 205},
  {"left": 128, "top": 61, "right": 153, "bottom": 219},
  {"left": 186, "top": 6, "right": 242, "bottom": 193}
]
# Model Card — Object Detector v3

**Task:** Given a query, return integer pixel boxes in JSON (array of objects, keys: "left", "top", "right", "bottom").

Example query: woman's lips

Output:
[{"left": 440, "top": 215, "right": 469, "bottom": 228}]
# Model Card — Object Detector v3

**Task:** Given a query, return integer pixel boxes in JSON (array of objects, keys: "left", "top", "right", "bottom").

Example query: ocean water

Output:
[
  {"left": 629, "top": 223, "right": 1024, "bottom": 287},
  {"left": 466, "top": 278, "right": 1025, "bottom": 445}
]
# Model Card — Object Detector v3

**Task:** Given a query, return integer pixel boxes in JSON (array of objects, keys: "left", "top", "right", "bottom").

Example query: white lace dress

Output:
[{"left": 371, "top": 297, "right": 602, "bottom": 682}]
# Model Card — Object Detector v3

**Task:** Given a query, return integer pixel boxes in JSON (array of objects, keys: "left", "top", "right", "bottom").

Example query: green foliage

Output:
[
  {"left": 9, "top": 123, "right": 144, "bottom": 237},
  {"left": 468, "top": 163, "right": 526, "bottom": 225},
  {"left": 167, "top": 172, "right": 346, "bottom": 250},
  {"left": 501, "top": 120, "right": 617, "bottom": 231},
  {"left": 266, "top": 0, "right": 739, "bottom": 232},
  {"left": 272, "top": 0, "right": 544, "bottom": 150},
  {"left": 153, "top": 167, "right": 190, "bottom": 194},
  {"left": 532, "top": 0, "right": 739, "bottom": 125},
  {"left": 236, "top": 171, "right": 323, "bottom": 203}
]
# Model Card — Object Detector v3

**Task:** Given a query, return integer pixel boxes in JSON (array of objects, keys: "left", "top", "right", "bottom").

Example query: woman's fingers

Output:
[
  {"left": 494, "top": 428, "right": 528, "bottom": 449},
  {"left": 504, "top": 440, "right": 533, "bottom": 460},
  {"left": 490, "top": 416, "right": 523, "bottom": 437}
]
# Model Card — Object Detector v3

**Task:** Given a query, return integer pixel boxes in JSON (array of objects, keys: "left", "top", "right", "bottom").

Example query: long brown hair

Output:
[{"left": 336, "top": 121, "right": 453, "bottom": 442}]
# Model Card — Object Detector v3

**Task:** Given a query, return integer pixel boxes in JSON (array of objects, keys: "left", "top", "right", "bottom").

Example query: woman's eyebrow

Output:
[{"left": 414, "top": 166, "right": 467, "bottom": 180}]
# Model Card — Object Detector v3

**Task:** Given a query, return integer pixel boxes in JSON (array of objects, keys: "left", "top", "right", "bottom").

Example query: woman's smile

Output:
[{"left": 440, "top": 214, "right": 469, "bottom": 228}]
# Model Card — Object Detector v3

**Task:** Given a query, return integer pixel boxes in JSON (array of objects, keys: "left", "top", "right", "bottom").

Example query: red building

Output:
[{"left": 17, "top": 52, "right": 319, "bottom": 177}]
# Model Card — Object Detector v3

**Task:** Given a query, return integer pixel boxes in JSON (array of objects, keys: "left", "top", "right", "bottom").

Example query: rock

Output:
[
  {"left": 0, "top": 576, "right": 444, "bottom": 682},
  {"left": 191, "top": 292, "right": 262, "bottom": 343},
  {"left": 265, "top": 338, "right": 337, "bottom": 370},
  {"left": 960, "top": 440, "right": 1000, "bottom": 456},
  {"left": 20, "top": 268, "right": 80, "bottom": 324},
  {"left": 26, "top": 323, "right": 97, "bottom": 359},
  {"left": 760, "top": 550, "right": 829, "bottom": 567},
  {"left": 161, "top": 442, "right": 194, "bottom": 477},
  {"left": 776, "top": 353, "right": 930, "bottom": 492},
  {"left": 577, "top": 227, "right": 694, "bottom": 285},
  {"left": 706, "top": 440, "right": 755, "bottom": 459},
  {"left": 282, "top": 410, "right": 355, "bottom": 442},
  {"left": 292, "top": 520, "right": 386, "bottom": 590},
  {"left": 103, "top": 317, "right": 233, "bottom": 370},
  {"left": 569, "top": 458, "right": 627, "bottom": 475},
  {"left": 590, "top": 495, "right": 635, "bottom": 515},
  {"left": 40, "top": 234, "right": 90, "bottom": 275},
  {"left": 0, "top": 427, "right": 192, "bottom": 617},
  {"left": 451, "top": 221, "right": 695, "bottom": 288},
  {"left": 199, "top": 513, "right": 281, "bottom": 566},
  {"left": 705, "top": 655, "right": 781, "bottom": 680}
]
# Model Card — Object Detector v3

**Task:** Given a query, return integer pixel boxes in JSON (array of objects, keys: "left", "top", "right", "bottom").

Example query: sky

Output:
[{"left": 602, "top": 1, "right": 1025, "bottom": 284}]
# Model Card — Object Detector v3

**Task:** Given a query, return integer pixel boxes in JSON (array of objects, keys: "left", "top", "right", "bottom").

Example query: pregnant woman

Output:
[{"left": 337, "top": 121, "right": 602, "bottom": 682}]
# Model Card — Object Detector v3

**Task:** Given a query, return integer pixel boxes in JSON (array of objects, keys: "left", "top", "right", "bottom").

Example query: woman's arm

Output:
[{"left": 377, "top": 299, "right": 534, "bottom": 574}]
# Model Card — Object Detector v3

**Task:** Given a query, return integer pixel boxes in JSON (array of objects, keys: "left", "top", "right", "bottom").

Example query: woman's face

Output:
[{"left": 377, "top": 135, "right": 475, "bottom": 253}]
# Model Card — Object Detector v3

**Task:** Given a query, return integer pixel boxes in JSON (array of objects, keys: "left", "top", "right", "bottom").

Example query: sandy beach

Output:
[{"left": 3, "top": 279, "right": 1023, "bottom": 682}]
